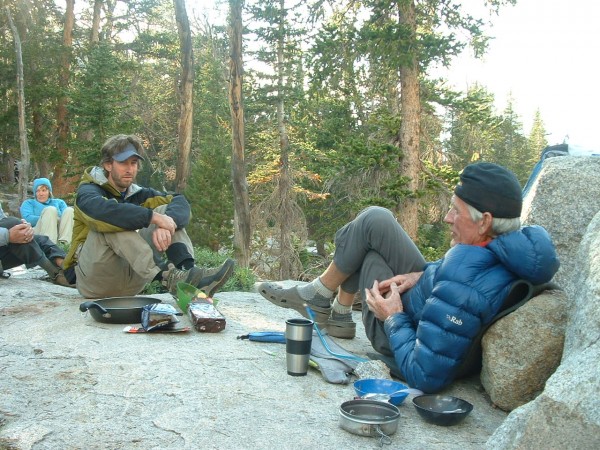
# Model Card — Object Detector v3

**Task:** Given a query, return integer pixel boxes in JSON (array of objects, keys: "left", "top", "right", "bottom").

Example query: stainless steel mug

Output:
[{"left": 285, "top": 318, "right": 314, "bottom": 376}]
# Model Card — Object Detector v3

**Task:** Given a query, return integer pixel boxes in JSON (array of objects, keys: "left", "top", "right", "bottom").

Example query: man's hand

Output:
[
  {"left": 378, "top": 271, "right": 423, "bottom": 295},
  {"left": 152, "top": 227, "right": 173, "bottom": 252},
  {"left": 150, "top": 212, "right": 176, "bottom": 252},
  {"left": 9, "top": 222, "right": 34, "bottom": 244},
  {"left": 365, "top": 280, "right": 403, "bottom": 321},
  {"left": 150, "top": 212, "right": 176, "bottom": 234}
]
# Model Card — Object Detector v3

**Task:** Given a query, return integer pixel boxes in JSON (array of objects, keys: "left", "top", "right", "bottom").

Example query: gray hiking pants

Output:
[
  {"left": 333, "top": 206, "right": 426, "bottom": 355},
  {"left": 75, "top": 205, "right": 194, "bottom": 299}
]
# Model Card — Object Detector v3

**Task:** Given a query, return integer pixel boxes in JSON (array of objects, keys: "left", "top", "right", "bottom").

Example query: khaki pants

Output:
[
  {"left": 75, "top": 204, "right": 194, "bottom": 299},
  {"left": 34, "top": 206, "right": 74, "bottom": 244}
]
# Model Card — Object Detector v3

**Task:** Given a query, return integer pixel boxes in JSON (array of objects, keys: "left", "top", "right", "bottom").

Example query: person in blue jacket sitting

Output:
[
  {"left": 258, "top": 162, "right": 560, "bottom": 393},
  {"left": 20, "top": 178, "right": 74, "bottom": 245}
]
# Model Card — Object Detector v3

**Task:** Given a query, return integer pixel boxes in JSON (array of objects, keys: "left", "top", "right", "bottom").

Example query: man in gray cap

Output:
[
  {"left": 63, "top": 134, "right": 234, "bottom": 299},
  {"left": 258, "top": 162, "right": 559, "bottom": 393}
]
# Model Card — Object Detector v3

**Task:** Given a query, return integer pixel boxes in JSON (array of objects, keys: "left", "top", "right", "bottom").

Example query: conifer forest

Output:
[{"left": 1, "top": 0, "right": 547, "bottom": 280}]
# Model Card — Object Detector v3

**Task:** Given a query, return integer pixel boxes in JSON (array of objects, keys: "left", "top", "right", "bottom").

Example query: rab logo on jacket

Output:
[{"left": 447, "top": 314, "right": 463, "bottom": 326}]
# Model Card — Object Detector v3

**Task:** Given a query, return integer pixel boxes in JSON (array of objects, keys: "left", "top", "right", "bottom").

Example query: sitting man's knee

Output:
[
  {"left": 360, "top": 206, "right": 397, "bottom": 229},
  {"left": 0, "top": 216, "right": 22, "bottom": 229}
]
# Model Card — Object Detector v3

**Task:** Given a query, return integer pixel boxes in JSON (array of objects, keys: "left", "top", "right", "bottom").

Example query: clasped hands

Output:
[
  {"left": 151, "top": 212, "right": 177, "bottom": 252},
  {"left": 365, "top": 271, "right": 423, "bottom": 321},
  {"left": 9, "top": 220, "right": 35, "bottom": 244}
]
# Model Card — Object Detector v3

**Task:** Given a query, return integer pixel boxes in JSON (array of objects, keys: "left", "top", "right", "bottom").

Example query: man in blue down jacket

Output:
[
  {"left": 62, "top": 134, "right": 234, "bottom": 299},
  {"left": 258, "top": 162, "right": 559, "bottom": 392}
]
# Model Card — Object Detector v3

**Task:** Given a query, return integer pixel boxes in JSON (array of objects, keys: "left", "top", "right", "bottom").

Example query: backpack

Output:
[{"left": 453, "top": 280, "right": 561, "bottom": 378}]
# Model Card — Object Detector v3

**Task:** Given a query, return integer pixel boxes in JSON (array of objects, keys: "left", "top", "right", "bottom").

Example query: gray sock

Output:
[
  {"left": 297, "top": 277, "right": 334, "bottom": 301},
  {"left": 332, "top": 297, "right": 352, "bottom": 315}
]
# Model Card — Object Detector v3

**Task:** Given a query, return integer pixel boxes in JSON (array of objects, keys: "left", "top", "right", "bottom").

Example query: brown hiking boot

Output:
[
  {"left": 53, "top": 270, "right": 76, "bottom": 288},
  {"left": 163, "top": 259, "right": 235, "bottom": 296}
]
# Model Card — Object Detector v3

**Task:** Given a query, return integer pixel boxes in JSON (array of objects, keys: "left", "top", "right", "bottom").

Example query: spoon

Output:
[
  {"left": 362, "top": 387, "right": 424, "bottom": 401},
  {"left": 441, "top": 408, "right": 466, "bottom": 414}
]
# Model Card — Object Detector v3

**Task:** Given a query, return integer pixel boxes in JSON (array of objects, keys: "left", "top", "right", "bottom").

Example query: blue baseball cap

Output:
[{"left": 112, "top": 143, "right": 145, "bottom": 162}]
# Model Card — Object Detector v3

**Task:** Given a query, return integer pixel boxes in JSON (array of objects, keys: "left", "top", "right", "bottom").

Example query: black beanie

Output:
[{"left": 454, "top": 162, "right": 522, "bottom": 218}]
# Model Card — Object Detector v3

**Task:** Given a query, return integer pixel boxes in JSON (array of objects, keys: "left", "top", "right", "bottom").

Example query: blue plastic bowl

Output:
[{"left": 353, "top": 378, "right": 409, "bottom": 406}]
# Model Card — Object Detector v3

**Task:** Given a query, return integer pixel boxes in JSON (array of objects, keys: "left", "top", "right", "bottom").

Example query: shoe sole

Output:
[
  {"left": 53, "top": 279, "right": 76, "bottom": 288},
  {"left": 326, "top": 322, "right": 356, "bottom": 339},
  {"left": 326, "top": 316, "right": 356, "bottom": 339},
  {"left": 258, "top": 283, "right": 331, "bottom": 322},
  {"left": 199, "top": 259, "right": 235, "bottom": 297}
]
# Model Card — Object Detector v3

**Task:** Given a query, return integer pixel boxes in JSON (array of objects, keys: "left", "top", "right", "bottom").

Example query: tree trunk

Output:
[
  {"left": 173, "top": 0, "right": 193, "bottom": 193},
  {"left": 5, "top": 6, "right": 30, "bottom": 204},
  {"left": 228, "top": 0, "right": 251, "bottom": 267},
  {"left": 91, "top": 0, "right": 102, "bottom": 43},
  {"left": 4, "top": 156, "right": 16, "bottom": 184},
  {"left": 276, "top": 0, "right": 294, "bottom": 279},
  {"left": 76, "top": 0, "right": 102, "bottom": 156},
  {"left": 52, "top": 0, "right": 75, "bottom": 197},
  {"left": 396, "top": 0, "right": 420, "bottom": 241},
  {"left": 32, "top": 103, "right": 50, "bottom": 178},
  {"left": 104, "top": 0, "right": 115, "bottom": 39}
]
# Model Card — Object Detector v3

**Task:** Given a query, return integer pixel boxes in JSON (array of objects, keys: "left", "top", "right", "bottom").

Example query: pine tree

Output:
[
  {"left": 527, "top": 109, "right": 547, "bottom": 165},
  {"left": 489, "top": 96, "right": 529, "bottom": 183}
]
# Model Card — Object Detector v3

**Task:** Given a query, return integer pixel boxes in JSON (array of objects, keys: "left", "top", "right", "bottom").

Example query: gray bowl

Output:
[{"left": 412, "top": 395, "right": 473, "bottom": 426}]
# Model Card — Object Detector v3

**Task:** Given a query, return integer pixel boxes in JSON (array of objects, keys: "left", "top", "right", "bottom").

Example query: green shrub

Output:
[
  {"left": 58, "top": 241, "right": 70, "bottom": 253},
  {"left": 417, "top": 222, "right": 451, "bottom": 261},
  {"left": 142, "top": 280, "right": 166, "bottom": 295},
  {"left": 222, "top": 265, "right": 256, "bottom": 292},
  {"left": 193, "top": 247, "right": 256, "bottom": 292}
]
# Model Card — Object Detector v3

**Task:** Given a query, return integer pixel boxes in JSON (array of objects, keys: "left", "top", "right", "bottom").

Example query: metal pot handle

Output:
[
  {"left": 375, "top": 425, "right": 392, "bottom": 447},
  {"left": 79, "top": 301, "right": 112, "bottom": 318}
]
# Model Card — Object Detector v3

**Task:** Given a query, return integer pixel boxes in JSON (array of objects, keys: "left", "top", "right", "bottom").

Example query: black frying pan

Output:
[{"left": 79, "top": 297, "right": 162, "bottom": 324}]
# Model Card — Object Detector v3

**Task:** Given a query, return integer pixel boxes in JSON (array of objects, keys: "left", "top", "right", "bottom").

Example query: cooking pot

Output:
[
  {"left": 79, "top": 297, "right": 162, "bottom": 324},
  {"left": 339, "top": 399, "right": 400, "bottom": 444}
]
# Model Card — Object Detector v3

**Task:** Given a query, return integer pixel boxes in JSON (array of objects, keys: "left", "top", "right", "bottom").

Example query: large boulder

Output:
[
  {"left": 481, "top": 156, "right": 600, "bottom": 413},
  {"left": 521, "top": 155, "right": 600, "bottom": 288},
  {"left": 486, "top": 205, "right": 600, "bottom": 448},
  {"left": 480, "top": 289, "right": 568, "bottom": 411}
]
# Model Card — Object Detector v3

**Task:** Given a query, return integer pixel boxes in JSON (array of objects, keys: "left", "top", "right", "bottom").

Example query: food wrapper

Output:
[
  {"left": 141, "top": 303, "right": 181, "bottom": 331},
  {"left": 188, "top": 300, "right": 226, "bottom": 332}
]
